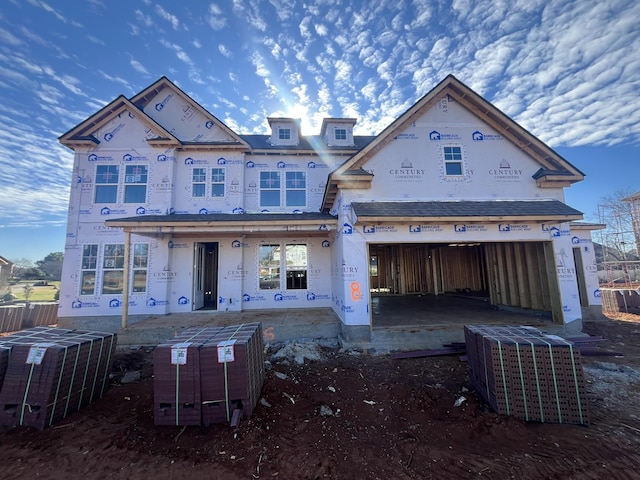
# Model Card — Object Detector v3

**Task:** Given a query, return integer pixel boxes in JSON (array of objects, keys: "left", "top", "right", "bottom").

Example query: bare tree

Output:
[{"left": 597, "top": 189, "right": 640, "bottom": 285}]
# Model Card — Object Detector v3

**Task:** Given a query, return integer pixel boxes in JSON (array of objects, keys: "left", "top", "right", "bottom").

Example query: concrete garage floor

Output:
[{"left": 87, "top": 293, "right": 581, "bottom": 352}]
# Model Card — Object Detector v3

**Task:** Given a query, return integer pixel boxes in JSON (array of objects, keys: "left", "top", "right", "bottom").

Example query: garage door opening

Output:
[{"left": 369, "top": 242, "right": 558, "bottom": 328}]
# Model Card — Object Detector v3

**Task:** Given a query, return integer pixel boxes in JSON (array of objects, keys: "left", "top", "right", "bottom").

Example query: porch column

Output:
[{"left": 121, "top": 229, "right": 131, "bottom": 329}]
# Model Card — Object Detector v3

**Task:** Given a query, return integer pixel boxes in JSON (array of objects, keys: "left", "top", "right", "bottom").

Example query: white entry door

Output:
[{"left": 193, "top": 243, "right": 205, "bottom": 310}]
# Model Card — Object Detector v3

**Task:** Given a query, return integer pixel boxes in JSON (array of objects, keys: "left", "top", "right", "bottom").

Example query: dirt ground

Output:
[{"left": 1, "top": 314, "right": 640, "bottom": 480}]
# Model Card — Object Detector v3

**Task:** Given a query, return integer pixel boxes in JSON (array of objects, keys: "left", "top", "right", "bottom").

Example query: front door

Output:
[{"left": 193, "top": 243, "right": 206, "bottom": 310}]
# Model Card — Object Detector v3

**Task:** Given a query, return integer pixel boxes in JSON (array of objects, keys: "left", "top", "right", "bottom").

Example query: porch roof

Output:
[
  {"left": 351, "top": 200, "right": 583, "bottom": 223},
  {"left": 105, "top": 212, "right": 337, "bottom": 235}
]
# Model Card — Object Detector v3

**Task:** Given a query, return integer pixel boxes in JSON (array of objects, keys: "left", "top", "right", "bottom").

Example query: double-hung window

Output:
[
  {"left": 95, "top": 165, "right": 119, "bottom": 203},
  {"left": 80, "top": 244, "right": 98, "bottom": 295},
  {"left": 260, "top": 171, "right": 281, "bottom": 207},
  {"left": 285, "top": 244, "right": 307, "bottom": 289},
  {"left": 132, "top": 244, "right": 149, "bottom": 293},
  {"left": 285, "top": 171, "right": 306, "bottom": 206},
  {"left": 212, "top": 168, "right": 225, "bottom": 197},
  {"left": 258, "top": 243, "right": 308, "bottom": 290},
  {"left": 443, "top": 146, "right": 463, "bottom": 176},
  {"left": 192, "top": 168, "right": 206, "bottom": 197},
  {"left": 102, "top": 244, "right": 125, "bottom": 294},
  {"left": 124, "top": 165, "right": 148, "bottom": 203}
]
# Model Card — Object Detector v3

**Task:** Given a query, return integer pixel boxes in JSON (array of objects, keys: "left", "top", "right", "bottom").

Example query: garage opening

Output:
[{"left": 369, "top": 242, "right": 559, "bottom": 327}]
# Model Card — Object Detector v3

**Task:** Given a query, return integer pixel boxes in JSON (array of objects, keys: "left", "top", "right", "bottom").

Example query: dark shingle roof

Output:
[
  {"left": 351, "top": 200, "right": 582, "bottom": 219},
  {"left": 239, "top": 134, "right": 376, "bottom": 151}
]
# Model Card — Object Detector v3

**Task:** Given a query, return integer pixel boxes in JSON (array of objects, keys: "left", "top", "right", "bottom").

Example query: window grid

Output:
[
  {"left": 102, "top": 244, "right": 125, "bottom": 294},
  {"left": 279, "top": 128, "right": 291, "bottom": 140},
  {"left": 335, "top": 128, "right": 346, "bottom": 140},
  {"left": 285, "top": 171, "right": 306, "bottom": 206},
  {"left": 94, "top": 165, "right": 119, "bottom": 203},
  {"left": 124, "top": 165, "right": 148, "bottom": 203},
  {"left": 211, "top": 167, "right": 225, "bottom": 197},
  {"left": 80, "top": 244, "right": 98, "bottom": 295},
  {"left": 192, "top": 168, "right": 206, "bottom": 197},
  {"left": 443, "top": 146, "right": 463, "bottom": 176},
  {"left": 260, "top": 171, "right": 281, "bottom": 207},
  {"left": 132, "top": 244, "right": 149, "bottom": 293}
]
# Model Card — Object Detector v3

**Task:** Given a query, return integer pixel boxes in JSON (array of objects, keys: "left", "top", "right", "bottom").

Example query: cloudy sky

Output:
[{"left": 0, "top": 0, "right": 638, "bottom": 262}]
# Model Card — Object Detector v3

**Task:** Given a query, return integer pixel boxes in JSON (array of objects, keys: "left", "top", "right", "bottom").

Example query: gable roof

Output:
[
  {"left": 60, "top": 77, "right": 249, "bottom": 151},
  {"left": 58, "top": 95, "right": 180, "bottom": 149},
  {"left": 322, "top": 74, "right": 585, "bottom": 211},
  {"left": 130, "top": 76, "right": 248, "bottom": 149}
]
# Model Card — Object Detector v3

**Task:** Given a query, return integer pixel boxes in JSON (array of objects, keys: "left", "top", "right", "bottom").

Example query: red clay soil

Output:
[{"left": 1, "top": 314, "right": 640, "bottom": 480}]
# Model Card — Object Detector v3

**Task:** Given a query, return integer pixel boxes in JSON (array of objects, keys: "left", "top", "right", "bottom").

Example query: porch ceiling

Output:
[{"left": 105, "top": 212, "right": 338, "bottom": 235}]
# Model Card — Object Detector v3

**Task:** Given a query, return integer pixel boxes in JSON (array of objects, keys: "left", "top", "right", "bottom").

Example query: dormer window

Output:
[
  {"left": 335, "top": 129, "right": 346, "bottom": 141},
  {"left": 279, "top": 128, "right": 291, "bottom": 140}
]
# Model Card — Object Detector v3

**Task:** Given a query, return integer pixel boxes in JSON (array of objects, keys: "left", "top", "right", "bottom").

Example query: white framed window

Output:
[
  {"left": 80, "top": 244, "right": 98, "bottom": 295},
  {"left": 95, "top": 165, "right": 119, "bottom": 203},
  {"left": 132, "top": 244, "right": 149, "bottom": 293},
  {"left": 285, "top": 244, "right": 307, "bottom": 289},
  {"left": 258, "top": 243, "right": 307, "bottom": 290},
  {"left": 192, "top": 168, "right": 206, "bottom": 197},
  {"left": 335, "top": 128, "right": 346, "bottom": 140},
  {"left": 102, "top": 244, "right": 125, "bottom": 294},
  {"left": 124, "top": 165, "right": 148, "bottom": 203},
  {"left": 285, "top": 171, "right": 306, "bottom": 207},
  {"left": 279, "top": 128, "right": 291, "bottom": 140},
  {"left": 443, "top": 146, "right": 463, "bottom": 176},
  {"left": 212, "top": 167, "right": 225, "bottom": 197},
  {"left": 260, "top": 171, "right": 281, "bottom": 207}
]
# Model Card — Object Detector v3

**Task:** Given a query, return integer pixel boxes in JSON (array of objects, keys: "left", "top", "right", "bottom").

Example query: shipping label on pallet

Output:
[
  {"left": 217, "top": 340, "right": 237, "bottom": 363},
  {"left": 170, "top": 342, "right": 193, "bottom": 365},
  {"left": 26, "top": 343, "right": 57, "bottom": 365}
]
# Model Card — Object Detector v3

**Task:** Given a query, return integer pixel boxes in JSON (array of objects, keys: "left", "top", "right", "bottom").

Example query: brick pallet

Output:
[
  {"left": 0, "top": 327, "right": 117, "bottom": 429},
  {"left": 464, "top": 325, "right": 589, "bottom": 425},
  {"left": 153, "top": 322, "right": 265, "bottom": 427}
]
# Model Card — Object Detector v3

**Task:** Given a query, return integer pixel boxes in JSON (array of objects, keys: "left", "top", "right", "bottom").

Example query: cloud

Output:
[
  {"left": 130, "top": 59, "right": 149, "bottom": 75},
  {"left": 207, "top": 3, "right": 227, "bottom": 30},
  {"left": 232, "top": 0, "right": 267, "bottom": 32},
  {"left": 219, "top": 44, "right": 232, "bottom": 58},
  {"left": 155, "top": 5, "right": 180, "bottom": 30},
  {"left": 0, "top": 28, "right": 23, "bottom": 46}
]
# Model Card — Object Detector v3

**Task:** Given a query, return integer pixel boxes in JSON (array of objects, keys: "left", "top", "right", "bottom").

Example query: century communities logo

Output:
[
  {"left": 389, "top": 159, "right": 424, "bottom": 181},
  {"left": 489, "top": 160, "right": 522, "bottom": 181}
]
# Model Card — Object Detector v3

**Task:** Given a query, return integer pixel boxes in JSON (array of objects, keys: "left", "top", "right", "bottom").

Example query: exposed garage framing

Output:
[{"left": 368, "top": 241, "right": 562, "bottom": 322}]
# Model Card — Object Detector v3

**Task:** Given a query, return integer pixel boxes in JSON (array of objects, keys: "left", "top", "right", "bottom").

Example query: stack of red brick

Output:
[
  {"left": 464, "top": 325, "right": 589, "bottom": 425},
  {"left": 0, "top": 326, "right": 118, "bottom": 429},
  {"left": 154, "top": 322, "right": 265, "bottom": 426}
]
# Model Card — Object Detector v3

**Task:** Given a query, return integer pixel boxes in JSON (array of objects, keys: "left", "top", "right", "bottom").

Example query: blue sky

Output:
[{"left": 0, "top": 0, "right": 638, "bottom": 263}]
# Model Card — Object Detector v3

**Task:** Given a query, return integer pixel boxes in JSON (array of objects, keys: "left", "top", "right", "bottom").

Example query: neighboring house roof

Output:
[
  {"left": 569, "top": 221, "right": 607, "bottom": 231},
  {"left": 105, "top": 212, "right": 337, "bottom": 235},
  {"left": 351, "top": 200, "right": 583, "bottom": 223},
  {"left": 0, "top": 256, "right": 13, "bottom": 267},
  {"left": 322, "top": 74, "right": 586, "bottom": 211},
  {"left": 58, "top": 95, "right": 181, "bottom": 149},
  {"left": 622, "top": 191, "right": 640, "bottom": 202}
]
